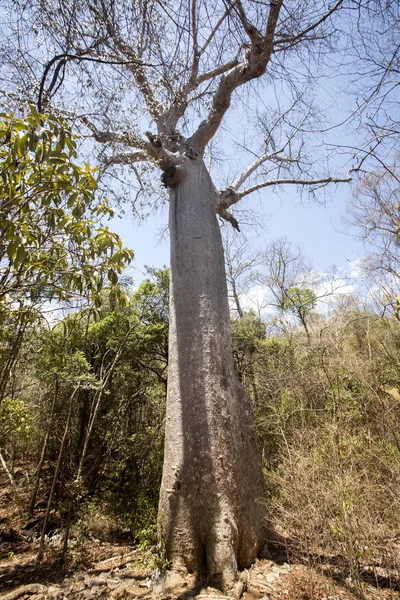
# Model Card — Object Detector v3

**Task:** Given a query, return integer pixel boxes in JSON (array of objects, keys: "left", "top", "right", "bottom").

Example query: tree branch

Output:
[
  {"left": 231, "top": 149, "right": 299, "bottom": 191},
  {"left": 0, "top": 448, "right": 16, "bottom": 488},
  {"left": 38, "top": 50, "right": 160, "bottom": 112},
  {"left": 90, "top": 2, "right": 163, "bottom": 123},
  {"left": 101, "top": 150, "right": 150, "bottom": 166},
  {"left": 79, "top": 115, "right": 150, "bottom": 150},
  {"left": 238, "top": 174, "right": 352, "bottom": 200},
  {"left": 229, "top": 0, "right": 263, "bottom": 45},
  {"left": 190, "top": 0, "right": 200, "bottom": 84},
  {"left": 198, "top": 5, "right": 233, "bottom": 56},
  {"left": 190, "top": 0, "right": 284, "bottom": 153},
  {"left": 196, "top": 58, "right": 241, "bottom": 86},
  {"left": 274, "top": 0, "right": 344, "bottom": 51}
]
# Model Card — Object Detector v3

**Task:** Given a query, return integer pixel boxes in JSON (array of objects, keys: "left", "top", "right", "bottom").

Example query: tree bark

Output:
[{"left": 158, "top": 157, "right": 265, "bottom": 588}]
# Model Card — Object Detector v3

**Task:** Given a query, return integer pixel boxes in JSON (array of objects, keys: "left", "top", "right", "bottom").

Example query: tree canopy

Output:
[{"left": 0, "top": 107, "right": 134, "bottom": 313}]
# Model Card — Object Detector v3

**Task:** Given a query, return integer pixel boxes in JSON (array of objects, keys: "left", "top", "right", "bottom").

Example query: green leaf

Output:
[
  {"left": 14, "top": 245, "right": 28, "bottom": 268},
  {"left": 0, "top": 107, "right": 135, "bottom": 310},
  {"left": 6, "top": 240, "right": 19, "bottom": 260},
  {"left": 108, "top": 269, "right": 118, "bottom": 285}
]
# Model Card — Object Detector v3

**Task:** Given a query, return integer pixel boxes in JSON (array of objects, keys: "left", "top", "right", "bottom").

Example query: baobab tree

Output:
[{"left": 1, "top": 0, "right": 356, "bottom": 586}]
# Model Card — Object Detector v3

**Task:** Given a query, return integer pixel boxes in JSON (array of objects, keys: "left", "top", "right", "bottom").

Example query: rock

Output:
[
  {"left": 162, "top": 571, "right": 187, "bottom": 594},
  {"left": 245, "top": 586, "right": 265, "bottom": 599},
  {"left": 243, "top": 591, "right": 264, "bottom": 600},
  {"left": 110, "top": 581, "right": 151, "bottom": 599},
  {"left": 271, "top": 566, "right": 280, "bottom": 574},
  {"left": 91, "top": 575, "right": 107, "bottom": 587},
  {"left": 232, "top": 578, "right": 246, "bottom": 599},
  {"left": 47, "top": 585, "right": 62, "bottom": 599},
  {"left": 68, "top": 578, "right": 86, "bottom": 593},
  {"left": 151, "top": 569, "right": 166, "bottom": 594}
]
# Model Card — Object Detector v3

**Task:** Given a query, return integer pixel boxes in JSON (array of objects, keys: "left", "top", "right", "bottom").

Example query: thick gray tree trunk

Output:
[{"left": 158, "top": 157, "right": 265, "bottom": 588}]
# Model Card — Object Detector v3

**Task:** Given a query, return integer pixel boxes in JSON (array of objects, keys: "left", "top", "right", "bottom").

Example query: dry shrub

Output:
[
  {"left": 267, "top": 422, "right": 400, "bottom": 591},
  {"left": 73, "top": 504, "right": 125, "bottom": 542},
  {"left": 255, "top": 314, "right": 400, "bottom": 595}
]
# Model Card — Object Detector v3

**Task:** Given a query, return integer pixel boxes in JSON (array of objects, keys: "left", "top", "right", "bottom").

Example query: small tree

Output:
[
  {"left": 349, "top": 166, "right": 400, "bottom": 317},
  {"left": 281, "top": 287, "right": 317, "bottom": 336},
  {"left": 256, "top": 237, "right": 349, "bottom": 338},
  {"left": 0, "top": 107, "right": 134, "bottom": 400}
]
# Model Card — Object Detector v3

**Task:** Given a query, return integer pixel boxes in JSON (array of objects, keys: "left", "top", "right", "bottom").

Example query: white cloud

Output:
[{"left": 347, "top": 257, "right": 365, "bottom": 279}]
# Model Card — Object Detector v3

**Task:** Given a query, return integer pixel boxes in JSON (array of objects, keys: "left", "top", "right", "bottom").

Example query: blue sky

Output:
[
  {"left": 110, "top": 177, "right": 362, "bottom": 286},
  {"left": 107, "top": 76, "right": 367, "bottom": 287}
]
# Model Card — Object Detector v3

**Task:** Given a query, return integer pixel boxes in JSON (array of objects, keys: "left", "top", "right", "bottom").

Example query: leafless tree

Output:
[
  {"left": 349, "top": 164, "right": 400, "bottom": 316},
  {"left": 223, "top": 230, "right": 263, "bottom": 318},
  {"left": 0, "top": 0, "right": 364, "bottom": 585}
]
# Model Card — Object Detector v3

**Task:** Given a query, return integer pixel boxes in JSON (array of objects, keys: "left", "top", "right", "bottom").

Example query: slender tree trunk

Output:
[
  {"left": 231, "top": 278, "right": 244, "bottom": 319},
  {"left": 29, "top": 381, "right": 59, "bottom": 515},
  {"left": 158, "top": 158, "right": 265, "bottom": 588},
  {"left": 37, "top": 387, "right": 78, "bottom": 562},
  {"left": 61, "top": 386, "right": 106, "bottom": 557},
  {"left": 298, "top": 311, "right": 311, "bottom": 344},
  {"left": 0, "top": 448, "right": 15, "bottom": 488},
  {"left": 248, "top": 361, "right": 259, "bottom": 406},
  {"left": 0, "top": 320, "right": 27, "bottom": 401}
]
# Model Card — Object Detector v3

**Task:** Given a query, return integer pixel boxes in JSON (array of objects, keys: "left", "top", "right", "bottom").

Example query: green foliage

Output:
[
  {"left": 0, "top": 107, "right": 134, "bottom": 311},
  {"left": 6, "top": 271, "right": 170, "bottom": 539},
  {"left": 231, "top": 311, "right": 265, "bottom": 383},
  {"left": 232, "top": 311, "right": 265, "bottom": 353},
  {"left": 0, "top": 396, "right": 35, "bottom": 446},
  {"left": 282, "top": 287, "right": 317, "bottom": 315}
]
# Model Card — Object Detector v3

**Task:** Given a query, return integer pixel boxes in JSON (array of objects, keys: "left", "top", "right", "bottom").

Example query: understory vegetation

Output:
[{"left": 1, "top": 262, "right": 400, "bottom": 589}]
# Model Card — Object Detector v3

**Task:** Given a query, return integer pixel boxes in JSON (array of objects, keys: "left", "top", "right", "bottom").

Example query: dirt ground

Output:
[
  {"left": 1, "top": 533, "right": 399, "bottom": 600},
  {"left": 0, "top": 489, "right": 399, "bottom": 600}
]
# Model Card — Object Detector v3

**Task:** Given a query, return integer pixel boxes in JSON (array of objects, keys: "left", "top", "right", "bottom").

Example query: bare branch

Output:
[
  {"left": 190, "top": 0, "right": 283, "bottom": 153},
  {"left": 229, "top": 0, "right": 263, "bottom": 45},
  {"left": 37, "top": 50, "right": 161, "bottom": 112},
  {"left": 190, "top": 0, "right": 200, "bottom": 83},
  {"left": 238, "top": 175, "right": 352, "bottom": 201},
  {"left": 231, "top": 150, "right": 300, "bottom": 191},
  {"left": 274, "top": 0, "right": 344, "bottom": 51},
  {"left": 198, "top": 5, "right": 233, "bottom": 57},
  {"left": 90, "top": 2, "right": 163, "bottom": 123},
  {"left": 195, "top": 58, "right": 240, "bottom": 86},
  {"left": 217, "top": 205, "right": 240, "bottom": 230},
  {"left": 79, "top": 116, "right": 150, "bottom": 150},
  {"left": 101, "top": 150, "right": 150, "bottom": 166}
]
